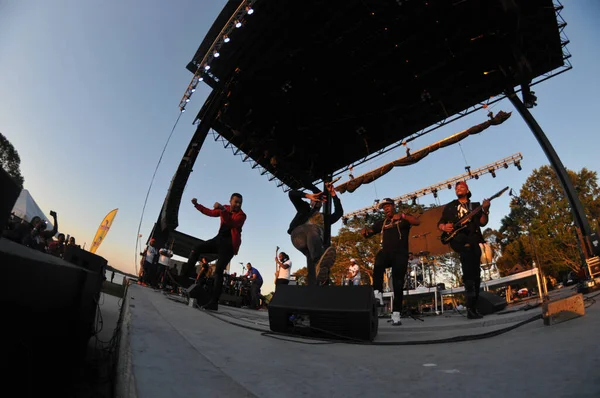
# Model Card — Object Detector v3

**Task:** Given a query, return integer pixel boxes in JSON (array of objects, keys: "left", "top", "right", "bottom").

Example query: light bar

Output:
[{"left": 343, "top": 153, "right": 524, "bottom": 218}]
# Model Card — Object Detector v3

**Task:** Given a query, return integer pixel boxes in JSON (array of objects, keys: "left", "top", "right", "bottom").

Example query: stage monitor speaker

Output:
[
  {"left": 477, "top": 291, "right": 508, "bottom": 315},
  {"left": 63, "top": 246, "right": 107, "bottom": 274},
  {"left": 0, "top": 166, "right": 21, "bottom": 231},
  {"left": 186, "top": 282, "right": 211, "bottom": 306},
  {"left": 268, "top": 285, "right": 378, "bottom": 342}
]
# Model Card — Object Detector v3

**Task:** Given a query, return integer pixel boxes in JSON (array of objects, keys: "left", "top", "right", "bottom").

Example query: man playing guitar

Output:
[{"left": 438, "top": 181, "right": 490, "bottom": 319}]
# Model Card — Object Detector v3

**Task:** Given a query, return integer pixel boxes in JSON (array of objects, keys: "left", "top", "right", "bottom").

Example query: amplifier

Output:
[
  {"left": 586, "top": 256, "right": 600, "bottom": 278},
  {"left": 268, "top": 285, "right": 378, "bottom": 342}
]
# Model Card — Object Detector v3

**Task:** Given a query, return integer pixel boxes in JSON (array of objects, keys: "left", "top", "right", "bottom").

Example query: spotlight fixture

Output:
[
  {"left": 522, "top": 84, "right": 538, "bottom": 108},
  {"left": 489, "top": 168, "right": 496, "bottom": 178},
  {"left": 465, "top": 166, "right": 471, "bottom": 175},
  {"left": 515, "top": 160, "right": 522, "bottom": 171},
  {"left": 235, "top": 21, "right": 242, "bottom": 28},
  {"left": 214, "top": 52, "right": 220, "bottom": 58},
  {"left": 411, "top": 196, "right": 417, "bottom": 206},
  {"left": 432, "top": 189, "right": 438, "bottom": 199},
  {"left": 204, "top": 65, "right": 211, "bottom": 71},
  {"left": 447, "top": 184, "right": 452, "bottom": 190},
  {"left": 474, "top": 175, "right": 479, "bottom": 180},
  {"left": 504, "top": 163, "right": 508, "bottom": 169},
  {"left": 246, "top": 7, "right": 254, "bottom": 15},
  {"left": 224, "top": 36, "right": 230, "bottom": 43}
]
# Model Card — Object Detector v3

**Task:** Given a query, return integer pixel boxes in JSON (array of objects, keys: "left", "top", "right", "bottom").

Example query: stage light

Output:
[
  {"left": 515, "top": 161, "right": 522, "bottom": 171},
  {"left": 181, "top": 108, "right": 186, "bottom": 113},
  {"left": 504, "top": 163, "right": 508, "bottom": 169},
  {"left": 432, "top": 189, "right": 438, "bottom": 199},
  {"left": 246, "top": 7, "right": 254, "bottom": 15},
  {"left": 191, "top": 88, "right": 196, "bottom": 93},
  {"left": 224, "top": 36, "right": 230, "bottom": 43},
  {"left": 489, "top": 168, "right": 496, "bottom": 178},
  {"left": 447, "top": 184, "right": 452, "bottom": 190},
  {"left": 204, "top": 65, "right": 211, "bottom": 71},
  {"left": 235, "top": 21, "right": 242, "bottom": 28},
  {"left": 185, "top": 98, "right": 190, "bottom": 103},
  {"left": 199, "top": 77, "right": 204, "bottom": 81},
  {"left": 474, "top": 175, "right": 479, "bottom": 180},
  {"left": 214, "top": 52, "right": 220, "bottom": 58},
  {"left": 411, "top": 196, "right": 417, "bottom": 206}
]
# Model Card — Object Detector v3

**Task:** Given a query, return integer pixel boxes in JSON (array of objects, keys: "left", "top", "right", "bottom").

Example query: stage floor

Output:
[{"left": 115, "top": 284, "right": 600, "bottom": 398}]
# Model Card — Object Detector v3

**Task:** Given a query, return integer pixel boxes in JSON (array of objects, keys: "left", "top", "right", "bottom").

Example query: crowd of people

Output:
[
  {"left": 138, "top": 180, "right": 492, "bottom": 325},
  {"left": 2, "top": 211, "right": 79, "bottom": 258}
]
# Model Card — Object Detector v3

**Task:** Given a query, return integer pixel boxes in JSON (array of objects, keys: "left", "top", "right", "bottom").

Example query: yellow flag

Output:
[{"left": 90, "top": 209, "right": 118, "bottom": 254}]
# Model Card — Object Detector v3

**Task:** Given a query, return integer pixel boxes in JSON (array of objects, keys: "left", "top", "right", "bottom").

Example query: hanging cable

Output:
[
  {"left": 134, "top": 112, "right": 184, "bottom": 274},
  {"left": 457, "top": 142, "right": 469, "bottom": 167}
]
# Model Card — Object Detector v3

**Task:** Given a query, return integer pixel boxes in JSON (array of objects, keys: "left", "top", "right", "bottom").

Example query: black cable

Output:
[{"left": 134, "top": 112, "right": 183, "bottom": 274}]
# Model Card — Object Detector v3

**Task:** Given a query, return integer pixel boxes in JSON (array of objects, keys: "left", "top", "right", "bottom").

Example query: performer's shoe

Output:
[
  {"left": 391, "top": 312, "right": 402, "bottom": 326},
  {"left": 373, "top": 290, "right": 384, "bottom": 306},
  {"left": 315, "top": 246, "right": 336, "bottom": 285},
  {"left": 466, "top": 308, "right": 483, "bottom": 319},
  {"left": 202, "top": 300, "right": 218, "bottom": 311}
]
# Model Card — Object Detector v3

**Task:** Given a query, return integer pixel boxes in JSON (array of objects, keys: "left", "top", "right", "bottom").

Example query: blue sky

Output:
[{"left": 1, "top": 0, "right": 599, "bottom": 292}]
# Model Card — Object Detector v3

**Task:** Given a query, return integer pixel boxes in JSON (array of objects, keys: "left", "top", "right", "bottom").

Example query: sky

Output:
[{"left": 1, "top": 0, "right": 599, "bottom": 293}]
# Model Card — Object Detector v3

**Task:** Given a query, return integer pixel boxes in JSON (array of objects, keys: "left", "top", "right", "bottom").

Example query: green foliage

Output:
[
  {"left": 497, "top": 165, "right": 600, "bottom": 278},
  {"left": 0, "top": 132, "right": 24, "bottom": 188}
]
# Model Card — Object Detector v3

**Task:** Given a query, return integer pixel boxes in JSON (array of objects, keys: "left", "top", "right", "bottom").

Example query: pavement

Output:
[{"left": 115, "top": 284, "right": 600, "bottom": 398}]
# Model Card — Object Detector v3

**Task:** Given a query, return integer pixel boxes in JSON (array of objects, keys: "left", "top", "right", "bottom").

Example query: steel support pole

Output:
[
  {"left": 323, "top": 175, "right": 333, "bottom": 248},
  {"left": 506, "top": 87, "right": 594, "bottom": 263}
]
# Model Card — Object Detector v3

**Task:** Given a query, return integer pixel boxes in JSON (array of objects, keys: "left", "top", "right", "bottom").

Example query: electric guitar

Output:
[
  {"left": 274, "top": 246, "right": 280, "bottom": 284},
  {"left": 440, "top": 186, "right": 509, "bottom": 244}
]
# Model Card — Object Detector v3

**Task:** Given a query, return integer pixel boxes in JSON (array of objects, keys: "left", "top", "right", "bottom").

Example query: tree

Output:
[
  {"left": 293, "top": 267, "right": 308, "bottom": 285},
  {"left": 497, "top": 165, "right": 600, "bottom": 279},
  {"left": 0, "top": 132, "right": 24, "bottom": 188}
]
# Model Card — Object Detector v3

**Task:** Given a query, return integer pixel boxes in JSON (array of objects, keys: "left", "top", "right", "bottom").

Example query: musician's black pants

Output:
[
  {"left": 454, "top": 242, "right": 482, "bottom": 309},
  {"left": 186, "top": 236, "right": 234, "bottom": 302},
  {"left": 275, "top": 279, "right": 289, "bottom": 286},
  {"left": 373, "top": 250, "right": 409, "bottom": 312},
  {"left": 290, "top": 223, "right": 324, "bottom": 286},
  {"left": 250, "top": 281, "right": 262, "bottom": 309}
]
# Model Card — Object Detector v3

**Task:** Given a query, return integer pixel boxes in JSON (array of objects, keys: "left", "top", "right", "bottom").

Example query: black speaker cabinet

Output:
[
  {"left": 186, "top": 282, "right": 211, "bottom": 306},
  {"left": 477, "top": 291, "right": 508, "bottom": 315},
  {"left": 63, "top": 246, "right": 107, "bottom": 273},
  {"left": 0, "top": 166, "right": 21, "bottom": 231},
  {"left": 268, "top": 285, "right": 378, "bottom": 342}
]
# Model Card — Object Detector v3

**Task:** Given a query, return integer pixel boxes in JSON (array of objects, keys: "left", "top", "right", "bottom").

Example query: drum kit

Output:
[{"left": 406, "top": 251, "right": 437, "bottom": 290}]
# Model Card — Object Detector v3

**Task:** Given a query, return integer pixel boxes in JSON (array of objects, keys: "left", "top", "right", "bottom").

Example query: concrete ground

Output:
[{"left": 115, "top": 284, "right": 600, "bottom": 398}]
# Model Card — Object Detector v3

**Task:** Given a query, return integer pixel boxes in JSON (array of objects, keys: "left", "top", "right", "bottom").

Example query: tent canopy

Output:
[{"left": 11, "top": 189, "right": 54, "bottom": 229}]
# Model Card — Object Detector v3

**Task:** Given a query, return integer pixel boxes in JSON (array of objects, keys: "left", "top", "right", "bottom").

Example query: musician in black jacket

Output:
[
  {"left": 361, "top": 198, "right": 421, "bottom": 326},
  {"left": 438, "top": 181, "right": 490, "bottom": 319},
  {"left": 287, "top": 182, "right": 342, "bottom": 285}
]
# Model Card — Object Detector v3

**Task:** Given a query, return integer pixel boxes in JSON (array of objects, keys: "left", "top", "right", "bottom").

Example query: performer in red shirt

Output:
[{"left": 185, "top": 193, "right": 246, "bottom": 310}]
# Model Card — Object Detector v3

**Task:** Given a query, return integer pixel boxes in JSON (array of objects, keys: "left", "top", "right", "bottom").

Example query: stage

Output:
[{"left": 115, "top": 284, "right": 600, "bottom": 398}]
